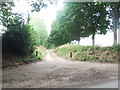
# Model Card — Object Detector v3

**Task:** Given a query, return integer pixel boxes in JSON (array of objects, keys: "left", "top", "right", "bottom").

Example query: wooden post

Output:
[
  {"left": 36, "top": 51, "right": 38, "bottom": 56},
  {"left": 70, "top": 52, "right": 72, "bottom": 58}
]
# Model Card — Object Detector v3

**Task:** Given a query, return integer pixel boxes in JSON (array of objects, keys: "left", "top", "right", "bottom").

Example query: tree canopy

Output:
[
  {"left": 0, "top": 1, "right": 37, "bottom": 56},
  {"left": 107, "top": 2, "right": 120, "bottom": 44},
  {"left": 47, "top": 2, "right": 110, "bottom": 47},
  {"left": 30, "top": 16, "right": 48, "bottom": 46}
]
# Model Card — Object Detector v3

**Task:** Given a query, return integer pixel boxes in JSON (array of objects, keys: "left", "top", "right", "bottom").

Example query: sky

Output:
[
  {"left": 2, "top": 0, "right": 114, "bottom": 46},
  {"left": 12, "top": 0, "right": 63, "bottom": 34}
]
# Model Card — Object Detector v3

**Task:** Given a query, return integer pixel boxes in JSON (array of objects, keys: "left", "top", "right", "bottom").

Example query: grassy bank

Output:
[
  {"left": 2, "top": 46, "right": 47, "bottom": 69},
  {"left": 54, "top": 44, "right": 120, "bottom": 63}
]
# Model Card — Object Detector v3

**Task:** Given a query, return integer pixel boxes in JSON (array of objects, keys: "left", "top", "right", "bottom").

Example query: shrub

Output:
[
  {"left": 2, "top": 24, "right": 37, "bottom": 56},
  {"left": 112, "top": 44, "right": 120, "bottom": 52},
  {"left": 55, "top": 44, "right": 118, "bottom": 63}
]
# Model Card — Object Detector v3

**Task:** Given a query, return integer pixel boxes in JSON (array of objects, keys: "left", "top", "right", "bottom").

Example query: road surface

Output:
[
  {"left": 2, "top": 50, "right": 118, "bottom": 88},
  {"left": 89, "top": 80, "right": 118, "bottom": 88}
]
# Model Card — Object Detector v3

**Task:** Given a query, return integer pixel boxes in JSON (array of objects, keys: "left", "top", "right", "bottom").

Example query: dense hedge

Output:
[{"left": 2, "top": 24, "right": 37, "bottom": 56}]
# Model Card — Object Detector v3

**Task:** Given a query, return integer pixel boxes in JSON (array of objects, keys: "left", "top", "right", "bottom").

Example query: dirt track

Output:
[{"left": 2, "top": 50, "right": 118, "bottom": 88}]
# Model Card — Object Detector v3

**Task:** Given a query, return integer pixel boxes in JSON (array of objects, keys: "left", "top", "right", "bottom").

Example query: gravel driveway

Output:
[{"left": 2, "top": 50, "right": 118, "bottom": 88}]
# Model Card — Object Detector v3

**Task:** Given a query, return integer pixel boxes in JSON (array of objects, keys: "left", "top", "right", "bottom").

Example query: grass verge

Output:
[
  {"left": 2, "top": 46, "right": 47, "bottom": 69},
  {"left": 54, "top": 44, "right": 119, "bottom": 63}
]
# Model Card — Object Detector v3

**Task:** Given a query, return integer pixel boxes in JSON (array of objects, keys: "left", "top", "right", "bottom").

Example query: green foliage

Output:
[
  {"left": 46, "top": 30, "right": 72, "bottom": 47},
  {"left": 47, "top": 2, "right": 110, "bottom": 47},
  {"left": 0, "top": 1, "right": 39, "bottom": 56},
  {"left": 55, "top": 44, "right": 118, "bottom": 63},
  {"left": 108, "top": 2, "right": 120, "bottom": 44},
  {"left": 112, "top": 44, "right": 120, "bottom": 52},
  {"left": 34, "top": 46, "right": 47, "bottom": 58},
  {"left": 2, "top": 24, "right": 37, "bottom": 56},
  {"left": 2, "top": 53, "right": 42, "bottom": 68},
  {"left": 0, "top": 2, "right": 15, "bottom": 27},
  {"left": 23, "top": 55, "right": 41, "bottom": 63},
  {"left": 31, "top": 0, "right": 47, "bottom": 12},
  {"left": 30, "top": 16, "right": 48, "bottom": 46},
  {"left": 31, "top": 0, "right": 54, "bottom": 12}
]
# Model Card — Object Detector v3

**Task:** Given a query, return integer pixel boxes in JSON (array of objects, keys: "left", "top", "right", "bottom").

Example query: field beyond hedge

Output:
[{"left": 54, "top": 44, "right": 120, "bottom": 63}]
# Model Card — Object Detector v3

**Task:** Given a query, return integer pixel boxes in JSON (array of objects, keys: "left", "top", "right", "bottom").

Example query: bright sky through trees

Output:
[
  {"left": 12, "top": 0, "right": 64, "bottom": 34},
  {"left": 11, "top": 0, "right": 113, "bottom": 46}
]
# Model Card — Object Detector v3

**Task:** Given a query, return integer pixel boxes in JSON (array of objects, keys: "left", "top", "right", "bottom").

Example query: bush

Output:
[
  {"left": 112, "top": 44, "right": 120, "bottom": 52},
  {"left": 2, "top": 24, "right": 37, "bottom": 56},
  {"left": 55, "top": 44, "right": 118, "bottom": 63}
]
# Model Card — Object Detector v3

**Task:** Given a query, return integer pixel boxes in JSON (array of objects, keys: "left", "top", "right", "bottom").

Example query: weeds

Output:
[
  {"left": 2, "top": 46, "right": 47, "bottom": 69},
  {"left": 112, "top": 44, "right": 120, "bottom": 52},
  {"left": 55, "top": 44, "right": 118, "bottom": 63},
  {"left": 23, "top": 55, "right": 42, "bottom": 63}
]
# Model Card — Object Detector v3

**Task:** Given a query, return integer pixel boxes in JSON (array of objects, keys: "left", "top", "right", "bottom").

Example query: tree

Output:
[
  {"left": 0, "top": 2, "right": 15, "bottom": 28},
  {"left": 0, "top": 2, "right": 25, "bottom": 31},
  {"left": 83, "top": 2, "right": 109, "bottom": 46},
  {"left": 108, "top": 2, "right": 120, "bottom": 44},
  {"left": 48, "top": 3, "right": 92, "bottom": 46},
  {"left": 30, "top": 16, "right": 48, "bottom": 46},
  {"left": 48, "top": 2, "right": 109, "bottom": 46},
  {"left": 2, "top": 24, "right": 37, "bottom": 56},
  {"left": 63, "top": 3, "right": 93, "bottom": 44},
  {"left": 30, "top": 0, "right": 55, "bottom": 12},
  {"left": 95, "top": 1, "right": 120, "bottom": 44},
  {"left": 1, "top": 1, "right": 37, "bottom": 56},
  {"left": 47, "top": 29, "right": 72, "bottom": 47}
]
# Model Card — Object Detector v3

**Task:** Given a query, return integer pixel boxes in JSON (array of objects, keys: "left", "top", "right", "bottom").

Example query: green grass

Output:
[
  {"left": 2, "top": 54, "right": 42, "bottom": 68},
  {"left": 55, "top": 44, "right": 119, "bottom": 63},
  {"left": 23, "top": 46, "right": 47, "bottom": 63},
  {"left": 112, "top": 43, "right": 120, "bottom": 52},
  {"left": 23, "top": 54, "right": 42, "bottom": 63},
  {"left": 2, "top": 46, "right": 47, "bottom": 69},
  {"left": 34, "top": 46, "right": 47, "bottom": 58}
]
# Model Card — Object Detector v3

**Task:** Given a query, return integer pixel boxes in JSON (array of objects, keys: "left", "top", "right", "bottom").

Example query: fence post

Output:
[
  {"left": 36, "top": 51, "right": 38, "bottom": 56},
  {"left": 70, "top": 52, "right": 72, "bottom": 58}
]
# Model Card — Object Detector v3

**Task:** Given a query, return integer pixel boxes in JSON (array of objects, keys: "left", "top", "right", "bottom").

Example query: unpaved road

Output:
[
  {"left": 2, "top": 50, "right": 118, "bottom": 88},
  {"left": 90, "top": 80, "right": 118, "bottom": 88}
]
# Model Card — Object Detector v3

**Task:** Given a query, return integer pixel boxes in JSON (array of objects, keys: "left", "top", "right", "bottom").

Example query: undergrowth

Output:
[
  {"left": 55, "top": 44, "right": 119, "bottom": 63},
  {"left": 2, "top": 46, "right": 47, "bottom": 69}
]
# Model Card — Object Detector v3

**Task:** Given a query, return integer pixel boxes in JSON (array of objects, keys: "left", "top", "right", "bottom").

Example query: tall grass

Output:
[{"left": 55, "top": 44, "right": 119, "bottom": 63}]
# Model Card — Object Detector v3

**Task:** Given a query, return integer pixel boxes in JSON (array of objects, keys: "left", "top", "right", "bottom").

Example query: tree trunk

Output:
[
  {"left": 27, "top": 13, "right": 30, "bottom": 25},
  {"left": 78, "top": 32, "right": 81, "bottom": 45},
  {"left": 78, "top": 37, "right": 81, "bottom": 45},
  {"left": 92, "top": 33, "right": 95, "bottom": 46},
  {"left": 113, "top": 26, "right": 117, "bottom": 44},
  {"left": 113, "top": 4, "right": 118, "bottom": 44}
]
